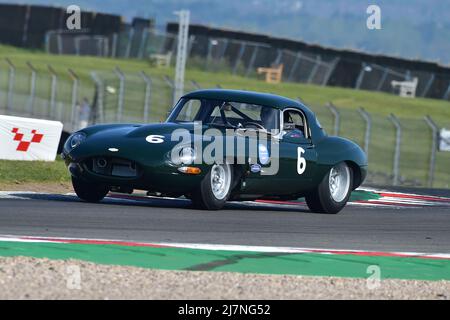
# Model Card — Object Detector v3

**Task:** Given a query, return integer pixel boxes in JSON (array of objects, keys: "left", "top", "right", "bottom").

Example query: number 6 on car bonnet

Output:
[{"left": 146, "top": 135, "right": 164, "bottom": 144}]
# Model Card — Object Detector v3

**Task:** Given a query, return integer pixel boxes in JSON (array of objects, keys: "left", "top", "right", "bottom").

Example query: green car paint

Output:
[{"left": 63, "top": 89, "right": 367, "bottom": 200}]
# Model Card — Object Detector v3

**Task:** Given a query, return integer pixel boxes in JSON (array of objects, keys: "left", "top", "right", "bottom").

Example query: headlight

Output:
[
  {"left": 69, "top": 132, "right": 86, "bottom": 149},
  {"left": 179, "top": 147, "right": 196, "bottom": 164},
  {"left": 258, "top": 143, "right": 270, "bottom": 165},
  {"left": 171, "top": 146, "right": 196, "bottom": 165}
]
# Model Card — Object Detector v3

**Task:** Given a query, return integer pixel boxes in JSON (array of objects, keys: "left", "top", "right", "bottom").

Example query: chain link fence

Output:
[
  {"left": 45, "top": 28, "right": 450, "bottom": 101},
  {"left": 1, "top": 63, "right": 449, "bottom": 189},
  {"left": 46, "top": 29, "right": 338, "bottom": 87},
  {"left": 308, "top": 104, "right": 450, "bottom": 188},
  {"left": 46, "top": 29, "right": 177, "bottom": 60}
]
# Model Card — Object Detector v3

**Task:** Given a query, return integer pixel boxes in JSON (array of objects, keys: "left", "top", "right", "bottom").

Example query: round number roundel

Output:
[{"left": 146, "top": 135, "right": 164, "bottom": 144}]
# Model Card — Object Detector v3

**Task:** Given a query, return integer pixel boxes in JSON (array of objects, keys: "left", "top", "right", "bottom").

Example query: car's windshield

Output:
[{"left": 167, "top": 98, "right": 280, "bottom": 131}]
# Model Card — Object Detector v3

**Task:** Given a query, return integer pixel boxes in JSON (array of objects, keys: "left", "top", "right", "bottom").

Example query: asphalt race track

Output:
[{"left": 0, "top": 190, "right": 449, "bottom": 253}]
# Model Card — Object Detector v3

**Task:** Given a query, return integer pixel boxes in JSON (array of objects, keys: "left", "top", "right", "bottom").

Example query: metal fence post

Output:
[
  {"left": 26, "top": 62, "right": 37, "bottom": 115},
  {"left": 44, "top": 31, "right": 52, "bottom": 53},
  {"left": 326, "top": 102, "right": 340, "bottom": 136},
  {"left": 232, "top": 42, "right": 246, "bottom": 75},
  {"left": 307, "top": 55, "right": 321, "bottom": 84},
  {"left": 163, "top": 75, "right": 175, "bottom": 106},
  {"left": 389, "top": 114, "right": 402, "bottom": 186},
  {"left": 216, "top": 39, "right": 229, "bottom": 71},
  {"left": 424, "top": 115, "right": 438, "bottom": 187},
  {"left": 190, "top": 80, "right": 201, "bottom": 90},
  {"left": 174, "top": 10, "right": 190, "bottom": 103},
  {"left": 288, "top": 52, "right": 302, "bottom": 82},
  {"left": 245, "top": 45, "right": 259, "bottom": 77},
  {"left": 103, "top": 37, "right": 109, "bottom": 57},
  {"left": 125, "top": 28, "right": 134, "bottom": 59},
  {"left": 376, "top": 68, "right": 389, "bottom": 91},
  {"left": 57, "top": 33, "right": 63, "bottom": 54},
  {"left": 90, "top": 72, "right": 104, "bottom": 124},
  {"left": 111, "top": 33, "right": 118, "bottom": 58},
  {"left": 358, "top": 107, "right": 372, "bottom": 159},
  {"left": 68, "top": 69, "right": 79, "bottom": 131},
  {"left": 138, "top": 28, "right": 149, "bottom": 59},
  {"left": 443, "top": 82, "right": 450, "bottom": 100},
  {"left": 114, "top": 67, "right": 125, "bottom": 122},
  {"left": 187, "top": 35, "right": 195, "bottom": 59},
  {"left": 421, "top": 73, "right": 435, "bottom": 97},
  {"left": 296, "top": 97, "right": 307, "bottom": 105},
  {"left": 74, "top": 37, "right": 80, "bottom": 56},
  {"left": 140, "top": 71, "right": 152, "bottom": 123},
  {"left": 355, "top": 63, "right": 367, "bottom": 89},
  {"left": 205, "top": 39, "right": 214, "bottom": 70},
  {"left": 273, "top": 49, "right": 283, "bottom": 66},
  {"left": 322, "top": 57, "right": 339, "bottom": 86},
  {"left": 5, "top": 58, "right": 15, "bottom": 114},
  {"left": 48, "top": 65, "right": 57, "bottom": 119}
]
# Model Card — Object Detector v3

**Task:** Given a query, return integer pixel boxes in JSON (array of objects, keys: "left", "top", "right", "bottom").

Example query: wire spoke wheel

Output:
[
  {"left": 328, "top": 162, "right": 351, "bottom": 202},
  {"left": 210, "top": 163, "right": 232, "bottom": 200},
  {"left": 305, "top": 161, "right": 353, "bottom": 214}
]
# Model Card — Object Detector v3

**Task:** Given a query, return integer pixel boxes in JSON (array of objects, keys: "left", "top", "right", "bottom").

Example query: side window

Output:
[
  {"left": 285, "top": 111, "right": 303, "bottom": 127},
  {"left": 283, "top": 110, "right": 309, "bottom": 139}
]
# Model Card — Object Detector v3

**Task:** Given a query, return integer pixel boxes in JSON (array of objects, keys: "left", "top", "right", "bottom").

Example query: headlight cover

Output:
[
  {"left": 68, "top": 132, "right": 86, "bottom": 150},
  {"left": 171, "top": 146, "right": 196, "bottom": 165},
  {"left": 179, "top": 146, "right": 196, "bottom": 165}
]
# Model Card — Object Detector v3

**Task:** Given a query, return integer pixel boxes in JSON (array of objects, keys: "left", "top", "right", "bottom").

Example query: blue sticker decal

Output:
[{"left": 250, "top": 164, "right": 262, "bottom": 173}]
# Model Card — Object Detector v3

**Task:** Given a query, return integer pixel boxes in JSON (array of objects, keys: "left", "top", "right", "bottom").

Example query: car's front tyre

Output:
[
  {"left": 305, "top": 162, "right": 352, "bottom": 214},
  {"left": 191, "top": 163, "right": 233, "bottom": 210},
  {"left": 72, "top": 176, "right": 109, "bottom": 203}
]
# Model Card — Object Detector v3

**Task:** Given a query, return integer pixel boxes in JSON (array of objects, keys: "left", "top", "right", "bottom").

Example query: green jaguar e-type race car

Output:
[{"left": 62, "top": 89, "right": 367, "bottom": 214}]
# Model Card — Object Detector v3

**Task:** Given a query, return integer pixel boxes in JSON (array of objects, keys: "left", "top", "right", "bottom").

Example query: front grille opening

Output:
[{"left": 88, "top": 157, "right": 139, "bottom": 177}]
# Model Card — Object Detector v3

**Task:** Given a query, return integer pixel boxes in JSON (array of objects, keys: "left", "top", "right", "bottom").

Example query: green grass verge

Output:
[
  {"left": 0, "top": 240, "right": 449, "bottom": 281},
  {"left": 0, "top": 160, "right": 69, "bottom": 184}
]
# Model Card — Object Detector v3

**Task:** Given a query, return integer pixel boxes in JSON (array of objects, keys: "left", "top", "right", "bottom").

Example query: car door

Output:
[{"left": 271, "top": 109, "right": 318, "bottom": 194}]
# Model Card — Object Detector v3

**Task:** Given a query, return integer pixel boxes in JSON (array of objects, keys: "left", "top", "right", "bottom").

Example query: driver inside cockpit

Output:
[{"left": 259, "top": 107, "right": 279, "bottom": 132}]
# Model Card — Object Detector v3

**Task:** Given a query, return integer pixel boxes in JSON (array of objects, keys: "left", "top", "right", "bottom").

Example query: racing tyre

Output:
[
  {"left": 191, "top": 163, "right": 233, "bottom": 210},
  {"left": 72, "top": 177, "right": 109, "bottom": 203},
  {"left": 305, "top": 162, "right": 352, "bottom": 214}
]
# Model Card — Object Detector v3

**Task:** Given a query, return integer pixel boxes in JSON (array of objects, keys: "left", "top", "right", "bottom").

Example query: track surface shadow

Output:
[{"left": 8, "top": 192, "right": 310, "bottom": 213}]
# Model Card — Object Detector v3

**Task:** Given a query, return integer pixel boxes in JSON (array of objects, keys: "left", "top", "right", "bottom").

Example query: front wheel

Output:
[
  {"left": 305, "top": 162, "right": 352, "bottom": 214},
  {"left": 72, "top": 177, "right": 109, "bottom": 203},
  {"left": 191, "top": 163, "right": 233, "bottom": 210}
]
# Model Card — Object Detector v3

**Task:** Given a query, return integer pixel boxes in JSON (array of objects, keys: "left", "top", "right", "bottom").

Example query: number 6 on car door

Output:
[{"left": 297, "top": 147, "right": 306, "bottom": 175}]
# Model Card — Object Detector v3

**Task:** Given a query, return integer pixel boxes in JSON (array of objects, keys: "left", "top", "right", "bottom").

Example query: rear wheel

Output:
[
  {"left": 72, "top": 177, "right": 109, "bottom": 203},
  {"left": 305, "top": 162, "right": 352, "bottom": 214},
  {"left": 191, "top": 163, "right": 233, "bottom": 210}
]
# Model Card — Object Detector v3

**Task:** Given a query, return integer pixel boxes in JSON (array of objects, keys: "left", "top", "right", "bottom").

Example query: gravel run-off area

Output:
[{"left": 0, "top": 257, "right": 449, "bottom": 299}]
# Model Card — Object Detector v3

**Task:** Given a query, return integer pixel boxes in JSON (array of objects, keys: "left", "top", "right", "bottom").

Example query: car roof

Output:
[{"left": 182, "top": 89, "right": 304, "bottom": 110}]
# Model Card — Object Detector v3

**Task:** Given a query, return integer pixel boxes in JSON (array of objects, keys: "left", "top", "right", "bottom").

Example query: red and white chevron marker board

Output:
[{"left": 0, "top": 115, "right": 63, "bottom": 161}]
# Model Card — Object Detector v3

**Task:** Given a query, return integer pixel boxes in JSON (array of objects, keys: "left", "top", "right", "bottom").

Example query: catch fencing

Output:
[
  {"left": 45, "top": 29, "right": 339, "bottom": 87},
  {"left": 0, "top": 63, "right": 449, "bottom": 189},
  {"left": 45, "top": 28, "right": 450, "bottom": 101}
]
